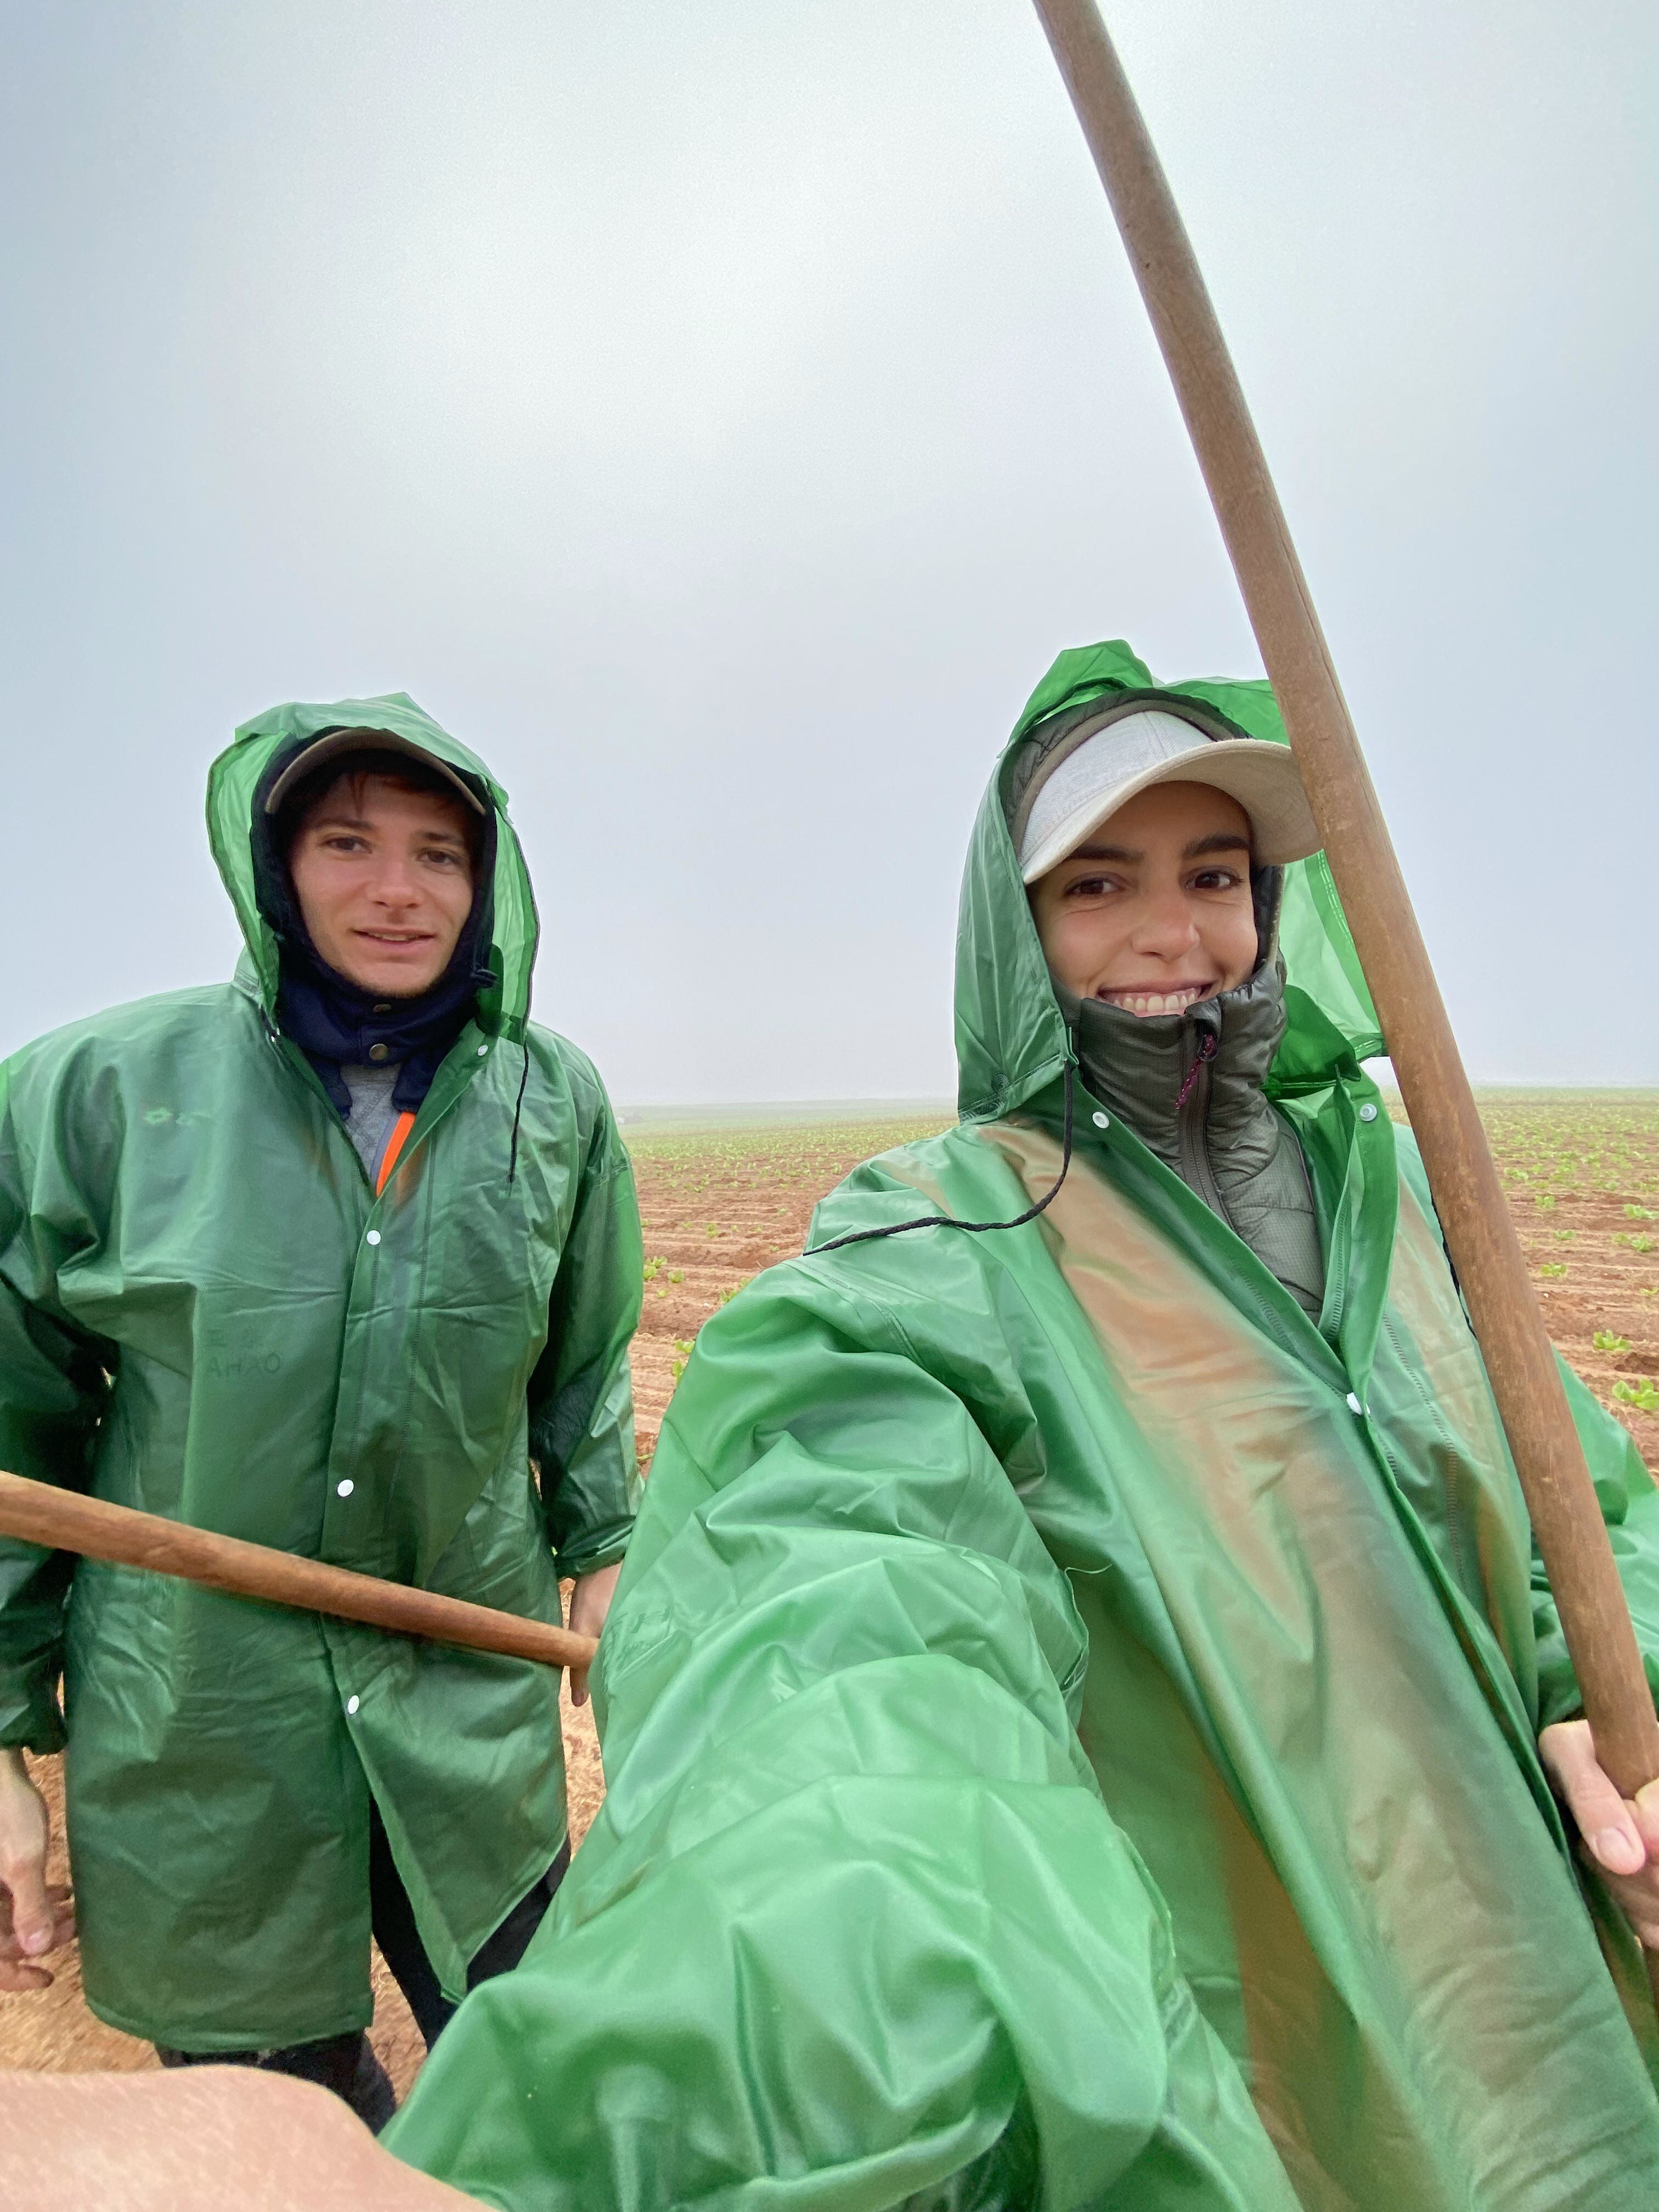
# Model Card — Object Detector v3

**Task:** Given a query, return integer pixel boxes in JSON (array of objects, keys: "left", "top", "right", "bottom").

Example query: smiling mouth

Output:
[
  {"left": 1097, "top": 982, "right": 1216, "bottom": 1018},
  {"left": 356, "top": 930, "right": 435, "bottom": 949}
]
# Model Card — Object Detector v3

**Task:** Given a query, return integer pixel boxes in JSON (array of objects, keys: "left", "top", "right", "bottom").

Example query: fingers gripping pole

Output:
[
  {"left": 1029, "top": 3, "right": 1659, "bottom": 1825},
  {"left": 0, "top": 1470, "right": 596, "bottom": 1672}
]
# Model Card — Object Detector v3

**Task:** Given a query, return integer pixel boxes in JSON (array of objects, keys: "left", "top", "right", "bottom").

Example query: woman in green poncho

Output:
[
  {"left": 380, "top": 641, "right": 1659, "bottom": 2211},
  {"left": 0, "top": 697, "right": 642, "bottom": 2128}
]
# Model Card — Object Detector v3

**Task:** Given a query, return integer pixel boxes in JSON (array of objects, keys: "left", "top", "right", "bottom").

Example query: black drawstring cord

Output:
[
  {"left": 804, "top": 1053, "right": 1076, "bottom": 1257},
  {"left": 506, "top": 1040, "right": 530, "bottom": 1189}
]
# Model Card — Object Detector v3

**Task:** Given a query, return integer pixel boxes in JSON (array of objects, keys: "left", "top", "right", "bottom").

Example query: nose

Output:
[
  {"left": 1128, "top": 885, "right": 1201, "bottom": 962},
  {"left": 366, "top": 855, "right": 424, "bottom": 909}
]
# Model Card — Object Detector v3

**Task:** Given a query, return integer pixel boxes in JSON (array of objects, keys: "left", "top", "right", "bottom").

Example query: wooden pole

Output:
[
  {"left": 0, "top": 1470, "right": 596, "bottom": 1673},
  {"left": 1029, "top": 4, "right": 1659, "bottom": 1837}
]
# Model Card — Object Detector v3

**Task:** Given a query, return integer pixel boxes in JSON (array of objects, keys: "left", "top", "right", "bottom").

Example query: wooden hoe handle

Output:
[
  {"left": 1030, "top": 8, "right": 1659, "bottom": 1812},
  {"left": 0, "top": 1469, "right": 597, "bottom": 1673}
]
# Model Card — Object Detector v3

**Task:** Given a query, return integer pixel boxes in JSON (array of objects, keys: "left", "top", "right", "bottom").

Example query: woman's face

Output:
[{"left": 1028, "top": 779, "right": 1259, "bottom": 1016}]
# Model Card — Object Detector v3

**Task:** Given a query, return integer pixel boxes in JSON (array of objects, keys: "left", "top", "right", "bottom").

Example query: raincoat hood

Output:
[
  {"left": 206, "top": 692, "right": 539, "bottom": 1043},
  {"left": 955, "top": 639, "right": 1384, "bottom": 1121}
]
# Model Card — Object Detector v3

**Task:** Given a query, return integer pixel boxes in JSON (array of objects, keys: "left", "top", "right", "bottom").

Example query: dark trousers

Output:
[{"left": 156, "top": 1800, "right": 569, "bottom": 2130}]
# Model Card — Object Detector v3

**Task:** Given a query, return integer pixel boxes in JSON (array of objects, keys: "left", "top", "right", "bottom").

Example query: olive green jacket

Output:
[{"left": 0, "top": 693, "right": 642, "bottom": 2048}]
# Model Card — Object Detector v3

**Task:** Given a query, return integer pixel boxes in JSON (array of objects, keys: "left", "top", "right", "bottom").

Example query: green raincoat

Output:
[
  {"left": 0, "top": 695, "right": 642, "bottom": 2049},
  {"left": 391, "top": 644, "right": 1659, "bottom": 2210}
]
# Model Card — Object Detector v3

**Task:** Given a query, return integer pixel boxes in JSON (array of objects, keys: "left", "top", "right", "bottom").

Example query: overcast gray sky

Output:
[{"left": 2, "top": 1, "right": 1654, "bottom": 1100}]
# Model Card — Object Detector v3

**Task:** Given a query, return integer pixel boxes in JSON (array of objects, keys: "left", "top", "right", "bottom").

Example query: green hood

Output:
[
  {"left": 956, "top": 639, "right": 1384, "bottom": 1120},
  {"left": 205, "top": 692, "right": 539, "bottom": 1041}
]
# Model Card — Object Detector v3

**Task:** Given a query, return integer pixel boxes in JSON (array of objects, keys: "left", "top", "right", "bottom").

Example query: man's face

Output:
[
  {"left": 1028, "top": 779, "right": 1259, "bottom": 1015},
  {"left": 287, "top": 772, "right": 476, "bottom": 997}
]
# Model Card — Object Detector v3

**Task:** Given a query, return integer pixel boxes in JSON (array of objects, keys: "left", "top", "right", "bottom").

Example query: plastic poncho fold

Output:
[
  {"left": 390, "top": 643, "right": 1659, "bottom": 2210},
  {"left": 0, "top": 692, "right": 644, "bottom": 2047}
]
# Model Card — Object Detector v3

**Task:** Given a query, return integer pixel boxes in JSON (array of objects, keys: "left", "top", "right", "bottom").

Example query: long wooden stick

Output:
[
  {"left": 0, "top": 1470, "right": 596, "bottom": 1673},
  {"left": 1030, "top": 6, "right": 1659, "bottom": 1819}
]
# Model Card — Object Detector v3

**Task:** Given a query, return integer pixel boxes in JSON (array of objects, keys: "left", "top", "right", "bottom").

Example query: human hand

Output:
[
  {"left": 566, "top": 1561, "right": 622, "bottom": 1708},
  {"left": 0, "top": 1747, "right": 75, "bottom": 1991},
  {"left": 1539, "top": 1718, "right": 1659, "bottom": 1947}
]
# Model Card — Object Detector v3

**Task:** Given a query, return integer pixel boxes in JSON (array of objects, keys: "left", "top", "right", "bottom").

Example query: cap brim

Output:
[
  {"left": 1019, "top": 738, "right": 1322, "bottom": 882},
  {"left": 262, "top": 727, "right": 487, "bottom": 817}
]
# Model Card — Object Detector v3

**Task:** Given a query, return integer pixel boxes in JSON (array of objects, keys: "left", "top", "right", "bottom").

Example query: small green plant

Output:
[
  {"left": 1626, "top": 1204, "right": 1657, "bottom": 1220},
  {"left": 1533, "top": 1193, "right": 1556, "bottom": 1210},
  {"left": 716, "top": 1286, "right": 740, "bottom": 1306},
  {"left": 1594, "top": 1331, "right": 1632, "bottom": 1353},
  {"left": 1612, "top": 1380, "right": 1659, "bottom": 1414},
  {"left": 1618, "top": 1233, "right": 1656, "bottom": 1254},
  {"left": 1552, "top": 1229, "right": 1576, "bottom": 1243},
  {"left": 669, "top": 1336, "right": 696, "bottom": 1384},
  {"left": 642, "top": 1255, "right": 667, "bottom": 1282},
  {"left": 1538, "top": 1262, "right": 1568, "bottom": 1278},
  {"left": 669, "top": 1269, "right": 684, "bottom": 1283},
  {"left": 1640, "top": 1286, "right": 1658, "bottom": 1299}
]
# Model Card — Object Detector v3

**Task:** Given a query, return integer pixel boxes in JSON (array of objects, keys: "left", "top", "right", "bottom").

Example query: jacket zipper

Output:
[{"left": 1177, "top": 1026, "right": 1237, "bottom": 1229}]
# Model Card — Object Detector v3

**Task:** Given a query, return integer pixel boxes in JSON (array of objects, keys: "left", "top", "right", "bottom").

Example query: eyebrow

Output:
[
  {"left": 1068, "top": 832, "right": 1250, "bottom": 864},
  {"left": 312, "top": 810, "right": 469, "bottom": 849},
  {"left": 1184, "top": 832, "right": 1251, "bottom": 859}
]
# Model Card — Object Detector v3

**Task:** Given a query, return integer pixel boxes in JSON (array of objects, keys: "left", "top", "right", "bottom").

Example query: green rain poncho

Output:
[
  {"left": 0, "top": 695, "right": 642, "bottom": 2049},
  {"left": 391, "top": 644, "right": 1659, "bottom": 2209}
]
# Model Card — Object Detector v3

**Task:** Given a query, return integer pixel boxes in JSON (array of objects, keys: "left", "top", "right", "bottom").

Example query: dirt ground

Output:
[{"left": 4, "top": 1095, "right": 1656, "bottom": 2102}]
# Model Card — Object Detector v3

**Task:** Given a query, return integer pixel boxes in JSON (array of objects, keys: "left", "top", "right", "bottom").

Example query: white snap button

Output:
[
  {"left": 1346, "top": 1392, "right": 1363, "bottom": 1415},
  {"left": 1358, "top": 1102, "right": 1378, "bottom": 1123},
  {"left": 365, "top": 1229, "right": 381, "bottom": 1246},
  {"left": 1092, "top": 1111, "right": 1110, "bottom": 1130},
  {"left": 336, "top": 1479, "right": 353, "bottom": 1498},
  {"left": 477, "top": 1045, "right": 488, "bottom": 1057},
  {"left": 345, "top": 1695, "right": 359, "bottom": 1715}
]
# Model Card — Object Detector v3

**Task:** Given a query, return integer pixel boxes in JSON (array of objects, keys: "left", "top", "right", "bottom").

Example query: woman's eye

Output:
[
  {"left": 1192, "top": 868, "right": 1243, "bottom": 891},
  {"left": 1065, "top": 876, "right": 1116, "bottom": 899}
]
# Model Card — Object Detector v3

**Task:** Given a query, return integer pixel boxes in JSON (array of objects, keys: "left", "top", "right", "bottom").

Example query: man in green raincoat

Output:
[
  {"left": 372, "top": 641, "right": 1659, "bottom": 2209},
  {"left": 0, "top": 697, "right": 642, "bottom": 2124}
]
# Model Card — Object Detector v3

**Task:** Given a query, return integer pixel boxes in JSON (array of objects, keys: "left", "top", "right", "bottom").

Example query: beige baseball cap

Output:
[
  {"left": 263, "top": 726, "right": 487, "bottom": 818},
  {"left": 1012, "top": 700, "right": 1321, "bottom": 883}
]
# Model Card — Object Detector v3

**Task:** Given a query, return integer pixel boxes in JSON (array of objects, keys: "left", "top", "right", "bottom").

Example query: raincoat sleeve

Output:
[
  {"left": 527, "top": 1060, "right": 644, "bottom": 1581},
  {"left": 0, "top": 1053, "right": 112, "bottom": 1753},
  {"left": 385, "top": 1242, "right": 1295, "bottom": 2211},
  {"left": 1532, "top": 1361, "right": 1659, "bottom": 1731}
]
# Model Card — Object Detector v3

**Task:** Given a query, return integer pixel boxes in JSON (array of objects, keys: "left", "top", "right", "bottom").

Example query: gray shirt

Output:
[{"left": 339, "top": 1061, "right": 403, "bottom": 1182}]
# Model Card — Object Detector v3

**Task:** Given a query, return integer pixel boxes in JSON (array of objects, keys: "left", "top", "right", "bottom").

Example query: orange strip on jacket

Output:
[{"left": 376, "top": 1110, "right": 417, "bottom": 1195}]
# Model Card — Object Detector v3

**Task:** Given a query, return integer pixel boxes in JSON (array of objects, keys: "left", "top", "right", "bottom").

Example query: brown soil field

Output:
[{"left": 4, "top": 1094, "right": 1656, "bottom": 2105}]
